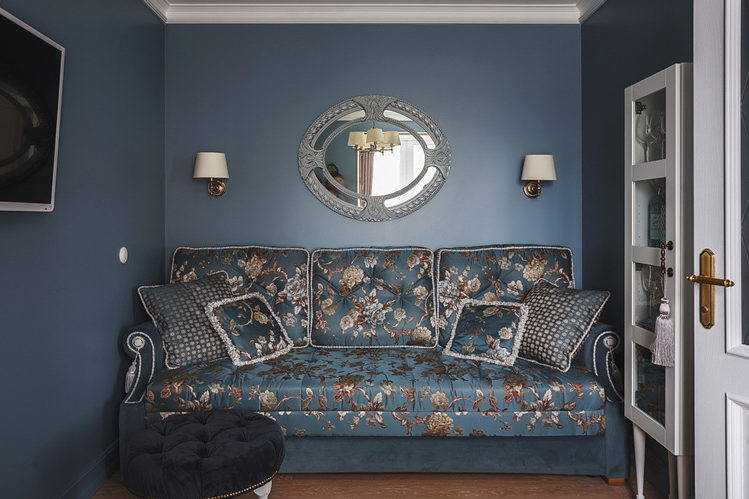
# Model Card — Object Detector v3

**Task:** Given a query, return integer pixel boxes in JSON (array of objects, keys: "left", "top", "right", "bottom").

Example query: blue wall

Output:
[
  {"left": 581, "top": 0, "right": 692, "bottom": 327},
  {"left": 0, "top": 0, "right": 164, "bottom": 497},
  {"left": 164, "top": 24, "right": 583, "bottom": 277},
  {"left": 581, "top": 0, "right": 693, "bottom": 493}
]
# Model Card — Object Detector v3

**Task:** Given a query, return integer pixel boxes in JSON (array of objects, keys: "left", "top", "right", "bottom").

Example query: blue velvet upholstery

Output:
[
  {"left": 436, "top": 246, "right": 574, "bottom": 346},
  {"left": 310, "top": 248, "right": 437, "bottom": 348},
  {"left": 171, "top": 246, "right": 310, "bottom": 347}
]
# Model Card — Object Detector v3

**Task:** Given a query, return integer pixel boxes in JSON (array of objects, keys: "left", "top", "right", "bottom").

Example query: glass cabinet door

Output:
[{"left": 624, "top": 64, "right": 688, "bottom": 454}]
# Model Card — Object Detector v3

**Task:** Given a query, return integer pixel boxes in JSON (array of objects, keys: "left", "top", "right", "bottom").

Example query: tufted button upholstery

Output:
[{"left": 124, "top": 410, "right": 284, "bottom": 499}]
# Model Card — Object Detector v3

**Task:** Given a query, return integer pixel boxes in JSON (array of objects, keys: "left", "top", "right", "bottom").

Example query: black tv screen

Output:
[{"left": 0, "top": 8, "right": 64, "bottom": 212}]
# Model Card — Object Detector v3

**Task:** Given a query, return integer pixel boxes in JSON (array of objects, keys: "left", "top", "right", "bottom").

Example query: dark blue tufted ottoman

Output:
[{"left": 124, "top": 410, "right": 284, "bottom": 499}]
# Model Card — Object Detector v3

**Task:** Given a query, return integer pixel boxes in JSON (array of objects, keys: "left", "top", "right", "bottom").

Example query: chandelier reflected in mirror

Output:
[{"left": 348, "top": 122, "right": 401, "bottom": 153}]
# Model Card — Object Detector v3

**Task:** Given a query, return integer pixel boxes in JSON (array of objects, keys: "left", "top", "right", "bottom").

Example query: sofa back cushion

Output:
[
  {"left": 310, "top": 247, "right": 437, "bottom": 348},
  {"left": 171, "top": 245, "right": 310, "bottom": 347},
  {"left": 435, "top": 245, "right": 574, "bottom": 346}
]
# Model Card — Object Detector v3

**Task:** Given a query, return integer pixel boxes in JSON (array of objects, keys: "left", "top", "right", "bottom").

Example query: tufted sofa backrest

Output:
[
  {"left": 435, "top": 245, "right": 574, "bottom": 346},
  {"left": 309, "top": 247, "right": 438, "bottom": 348},
  {"left": 171, "top": 245, "right": 310, "bottom": 347}
]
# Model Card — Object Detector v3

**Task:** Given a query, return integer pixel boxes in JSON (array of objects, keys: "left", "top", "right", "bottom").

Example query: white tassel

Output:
[
  {"left": 651, "top": 298, "right": 674, "bottom": 367},
  {"left": 125, "top": 361, "right": 136, "bottom": 393}
]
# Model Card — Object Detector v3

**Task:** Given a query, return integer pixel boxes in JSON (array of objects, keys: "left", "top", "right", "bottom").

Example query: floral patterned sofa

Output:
[{"left": 119, "top": 245, "right": 627, "bottom": 480}]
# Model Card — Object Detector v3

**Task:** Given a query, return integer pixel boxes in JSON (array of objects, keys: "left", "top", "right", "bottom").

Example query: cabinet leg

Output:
[
  {"left": 668, "top": 453, "right": 677, "bottom": 499},
  {"left": 633, "top": 423, "right": 646, "bottom": 499},
  {"left": 676, "top": 455, "right": 692, "bottom": 499}
]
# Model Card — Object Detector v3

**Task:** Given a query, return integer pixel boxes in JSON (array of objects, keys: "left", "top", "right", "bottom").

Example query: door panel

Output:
[{"left": 693, "top": 0, "right": 749, "bottom": 496}]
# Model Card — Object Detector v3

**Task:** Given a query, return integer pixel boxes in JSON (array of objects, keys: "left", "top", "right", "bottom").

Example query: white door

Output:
[{"left": 693, "top": 0, "right": 749, "bottom": 497}]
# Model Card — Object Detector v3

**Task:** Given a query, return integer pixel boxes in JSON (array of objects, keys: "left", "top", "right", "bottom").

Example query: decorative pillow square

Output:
[
  {"left": 205, "top": 293, "right": 293, "bottom": 366},
  {"left": 138, "top": 272, "right": 233, "bottom": 369},
  {"left": 171, "top": 246, "right": 310, "bottom": 348},
  {"left": 310, "top": 247, "right": 437, "bottom": 348},
  {"left": 435, "top": 245, "right": 574, "bottom": 346},
  {"left": 444, "top": 299, "right": 528, "bottom": 366},
  {"left": 520, "top": 278, "right": 610, "bottom": 372}
]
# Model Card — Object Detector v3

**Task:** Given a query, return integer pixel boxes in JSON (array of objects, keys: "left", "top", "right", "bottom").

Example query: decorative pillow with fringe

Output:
[
  {"left": 444, "top": 299, "right": 528, "bottom": 366},
  {"left": 206, "top": 293, "right": 293, "bottom": 366}
]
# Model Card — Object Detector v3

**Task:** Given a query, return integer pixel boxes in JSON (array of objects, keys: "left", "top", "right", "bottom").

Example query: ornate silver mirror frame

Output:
[{"left": 298, "top": 95, "right": 451, "bottom": 221}]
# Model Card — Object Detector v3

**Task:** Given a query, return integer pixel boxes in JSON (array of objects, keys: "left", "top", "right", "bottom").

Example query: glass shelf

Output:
[
  {"left": 635, "top": 344, "right": 666, "bottom": 425},
  {"left": 634, "top": 262, "right": 664, "bottom": 331},
  {"left": 634, "top": 178, "right": 666, "bottom": 249},
  {"left": 634, "top": 89, "right": 667, "bottom": 164}
]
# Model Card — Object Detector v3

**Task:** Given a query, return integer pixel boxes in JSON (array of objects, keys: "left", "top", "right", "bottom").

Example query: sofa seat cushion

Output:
[{"left": 145, "top": 348, "right": 606, "bottom": 437}]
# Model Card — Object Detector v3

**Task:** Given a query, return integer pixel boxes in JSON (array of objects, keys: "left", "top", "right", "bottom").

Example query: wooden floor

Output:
[{"left": 95, "top": 472, "right": 664, "bottom": 498}]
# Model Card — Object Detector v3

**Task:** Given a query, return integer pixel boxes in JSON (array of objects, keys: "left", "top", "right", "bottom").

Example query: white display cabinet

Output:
[{"left": 624, "top": 63, "right": 693, "bottom": 499}]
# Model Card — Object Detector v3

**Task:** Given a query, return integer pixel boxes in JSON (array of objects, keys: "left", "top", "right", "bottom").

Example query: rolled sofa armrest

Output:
[
  {"left": 577, "top": 322, "right": 623, "bottom": 402},
  {"left": 121, "top": 322, "right": 163, "bottom": 404}
]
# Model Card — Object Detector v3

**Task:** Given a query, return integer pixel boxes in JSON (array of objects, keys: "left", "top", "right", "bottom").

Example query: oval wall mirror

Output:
[{"left": 298, "top": 95, "right": 451, "bottom": 221}]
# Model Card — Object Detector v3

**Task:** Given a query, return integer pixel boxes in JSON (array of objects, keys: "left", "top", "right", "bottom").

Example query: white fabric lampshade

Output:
[
  {"left": 366, "top": 126, "right": 385, "bottom": 145},
  {"left": 383, "top": 131, "right": 401, "bottom": 147},
  {"left": 348, "top": 132, "right": 366, "bottom": 147},
  {"left": 193, "top": 152, "right": 229, "bottom": 179},
  {"left": 521, "top": 154, "right": 556, "bottom": 181}
]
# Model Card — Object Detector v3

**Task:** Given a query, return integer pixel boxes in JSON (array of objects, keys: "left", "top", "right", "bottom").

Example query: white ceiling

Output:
[{"left": 143, "top": 0, "right": 606, "bottom": 24}]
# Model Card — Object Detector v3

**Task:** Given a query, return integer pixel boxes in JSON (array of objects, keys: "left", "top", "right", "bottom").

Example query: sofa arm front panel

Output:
[
  {"left": 576, "top": 322, "right": 623, "bottom": 402},
  {"left": 122, "top": 321, "right": 163, "bottom": 404}
]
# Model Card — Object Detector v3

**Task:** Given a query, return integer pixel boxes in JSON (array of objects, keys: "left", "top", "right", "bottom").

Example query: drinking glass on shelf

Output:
[{"left": 635, "top": 111, "right": 651, "bottom": 163}]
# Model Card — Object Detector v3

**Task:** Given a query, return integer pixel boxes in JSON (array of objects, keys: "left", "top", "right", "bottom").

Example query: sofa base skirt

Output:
[
  {"left": 119, "top": 402, "right": 628, "bottom": 480},
  {"left": 282, "top": 435, "right": 605, "bottom": 474}
]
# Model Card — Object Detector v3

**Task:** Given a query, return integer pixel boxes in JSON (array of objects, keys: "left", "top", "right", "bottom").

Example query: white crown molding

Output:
[
  {"left": 576, "top": 0, "right": 606, "bottom": 22},
  {"left": 143, "top": 1, "right": 608, "bottom": 24},
  {"left": 143, "top": 0, "right": 170, "bottom": 22}
]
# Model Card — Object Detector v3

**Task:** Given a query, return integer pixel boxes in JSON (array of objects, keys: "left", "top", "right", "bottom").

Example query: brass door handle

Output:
[
  {"left": 686, "top": 275, "right": 735, "bottom": 287},
  {"left": 688, "top": 249, "right": 735, "bottom": 329}
]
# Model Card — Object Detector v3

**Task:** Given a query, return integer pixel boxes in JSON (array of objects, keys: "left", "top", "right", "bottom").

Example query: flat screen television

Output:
[{"left": 0, "top": 8, "right": 64, "bottom": 212}]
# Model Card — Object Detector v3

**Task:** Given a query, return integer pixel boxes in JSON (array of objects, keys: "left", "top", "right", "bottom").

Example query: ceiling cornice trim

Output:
[
  {"left": 576, "top": 0, "right": 606, "bottom": 22},
  {"left": 142, "top": 2, "right": 603, "bottom": 24},
  {"left": 143, "top": 0, "right": 170, "bottom": 22}
]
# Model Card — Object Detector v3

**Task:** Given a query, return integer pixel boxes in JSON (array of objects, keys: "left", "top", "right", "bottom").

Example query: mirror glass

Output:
[{"left": 322, "top": 120, "right": 434, "bottom": 200}]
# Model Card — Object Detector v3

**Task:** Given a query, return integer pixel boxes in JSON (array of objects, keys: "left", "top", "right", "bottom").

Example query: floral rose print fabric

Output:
[
  {"left": 444, "top": 300, "right": 528, "bottom": 366},
  {"left": 436, "top": 246, "right": 574, "bottom": 346},
  {"left": 310, "top": 248, "right": 437, "bottom": 348},
  {"left": 144, "top": 348, "right": 606, "bottom": 437},
  {"left": 171, "top": 246, "right": 310, "bottom": 347},
  {"left": 206, "top": 293, "right": 293, "bottom": 366}
]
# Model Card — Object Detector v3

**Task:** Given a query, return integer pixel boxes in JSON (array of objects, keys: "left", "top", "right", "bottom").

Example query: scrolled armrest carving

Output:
[
  {"left": 123, "top": 328, "right": 157, "bottom": 404},
  {"left": 593, "top": 330, "right": 623, "bottom": 402}
]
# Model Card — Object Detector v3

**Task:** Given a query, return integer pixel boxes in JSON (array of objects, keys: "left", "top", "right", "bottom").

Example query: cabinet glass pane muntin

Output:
[
  {"left": 634, "top": 89, "right": 667, "bottom": 164},
  {"left": 634, "top": 262, "right": 664, "bottom": 331},
  {"left": 634, "top": 178, "right": 666, "bottom": 249},
  {"left": 635, "top": 344, "right": 666, "bottom": 425}
]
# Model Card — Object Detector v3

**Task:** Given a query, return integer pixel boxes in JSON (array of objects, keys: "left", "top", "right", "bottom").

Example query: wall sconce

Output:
[
  {"left": 193, "top": 152, "right": 229, "bottom": 197},
  {"left": 521, "top": 154, "right": 556, "bottom": 198}
]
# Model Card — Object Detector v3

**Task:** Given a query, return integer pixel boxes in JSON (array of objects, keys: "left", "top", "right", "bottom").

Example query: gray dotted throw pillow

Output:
[
  {"left": 519, "top": 279, "right": 610, "bottom": 372},
  {"left": 139, "top": 272, "right": 233, "bottom": 368}
]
